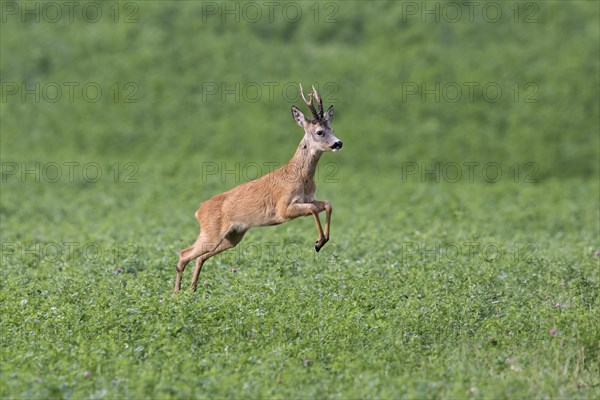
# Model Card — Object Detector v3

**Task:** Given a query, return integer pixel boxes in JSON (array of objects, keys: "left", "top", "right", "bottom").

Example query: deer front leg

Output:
[
  {"left": 312, "top": 200, "right": 332, "bottom": 244},
  {"left": 285, "top": 202, "right": 329, "bottom": 252}
]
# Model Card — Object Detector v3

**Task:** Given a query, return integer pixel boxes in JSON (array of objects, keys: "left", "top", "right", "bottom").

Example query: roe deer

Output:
[{"left": 174, "top": 84, "right": 342, "bottom": 294}]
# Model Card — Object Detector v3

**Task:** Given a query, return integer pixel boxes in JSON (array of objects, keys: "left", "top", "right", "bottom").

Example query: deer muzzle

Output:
[{"left": 330, "top": 141, "right": 343, "bottom": 151}]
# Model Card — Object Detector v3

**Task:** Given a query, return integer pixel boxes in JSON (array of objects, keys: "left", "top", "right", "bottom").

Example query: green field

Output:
[{"left": 1, "top": 1, "right": 599, "bottom": 398}]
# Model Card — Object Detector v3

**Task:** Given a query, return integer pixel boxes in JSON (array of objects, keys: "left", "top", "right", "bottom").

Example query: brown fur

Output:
[{"left": 174, "top": 86, "right": 342, "bottom": 293}]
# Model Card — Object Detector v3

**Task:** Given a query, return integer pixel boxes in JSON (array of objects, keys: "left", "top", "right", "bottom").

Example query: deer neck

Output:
[{"left": 287, "top": 138, "right": 323, "bottom": 182}]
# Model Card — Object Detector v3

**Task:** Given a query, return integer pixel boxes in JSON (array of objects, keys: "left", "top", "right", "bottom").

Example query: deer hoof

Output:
[{"left": 315, "top": 240, "right": 328, "bottom": 252}]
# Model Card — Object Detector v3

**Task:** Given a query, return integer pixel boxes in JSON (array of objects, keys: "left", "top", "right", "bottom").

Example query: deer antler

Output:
[
  {"left": 299, "top": 84, "right": 321, "bottom": 121},
  {"left": 312, "top": 85, "right": 324, "bottom": 120}
]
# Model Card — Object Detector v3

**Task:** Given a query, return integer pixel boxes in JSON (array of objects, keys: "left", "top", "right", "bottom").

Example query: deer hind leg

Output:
[
  {"left": 174, "top": 236, "right": 212, "bottom": 294},
  {"left": 174, "top": 200, "right": 228, "bottom": 294},
  {"left": 174, "top": 215, "right": 227, "bottom": 294},
  {"left": 189, "top": 229, "right": 246, "bottom": 292}
]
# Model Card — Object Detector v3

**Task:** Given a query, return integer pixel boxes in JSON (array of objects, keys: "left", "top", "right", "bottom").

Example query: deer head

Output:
[{"left": 291, "top": 84, "right": 343, "bottom": 152}]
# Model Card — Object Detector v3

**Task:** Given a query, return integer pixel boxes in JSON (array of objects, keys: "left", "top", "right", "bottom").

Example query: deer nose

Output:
[{"left": 331, "top": 141, "right": 343, "bottom": 151}]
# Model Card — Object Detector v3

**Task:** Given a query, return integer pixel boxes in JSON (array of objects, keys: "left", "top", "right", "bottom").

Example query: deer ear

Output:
[
  {"left": 324, "top": 105, "right": 334, "bottom": 122},
  {"left": 291, "top": 106, "right": 307, "bottom": 127}
]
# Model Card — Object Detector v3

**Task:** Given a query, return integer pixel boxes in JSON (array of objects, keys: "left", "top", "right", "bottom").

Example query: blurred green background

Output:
[
  {"left": 2, "top": 0, "right": 598, "bottom": 179},
  {"left": 1, "top": 1, "right": 599, "bottom": 397}
]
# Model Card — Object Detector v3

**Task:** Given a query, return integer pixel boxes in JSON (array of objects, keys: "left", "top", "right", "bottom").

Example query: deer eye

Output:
[{"left": 316, "top": 130, "right": 324, "bottom": 136}]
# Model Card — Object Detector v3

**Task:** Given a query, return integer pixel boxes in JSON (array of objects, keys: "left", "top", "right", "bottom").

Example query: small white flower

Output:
[{"left": 20, "top": 299, "right": 28, "bottom": 306}]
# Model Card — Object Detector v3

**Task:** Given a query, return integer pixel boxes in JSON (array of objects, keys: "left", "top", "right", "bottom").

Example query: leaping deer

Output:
[{"left": 173, "top": 84, "right": 343, "bottom": 294}]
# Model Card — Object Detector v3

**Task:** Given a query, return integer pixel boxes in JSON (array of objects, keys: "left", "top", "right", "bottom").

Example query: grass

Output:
[{"left": 1, "top": 1, "right": 599, "bottom": 398}]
